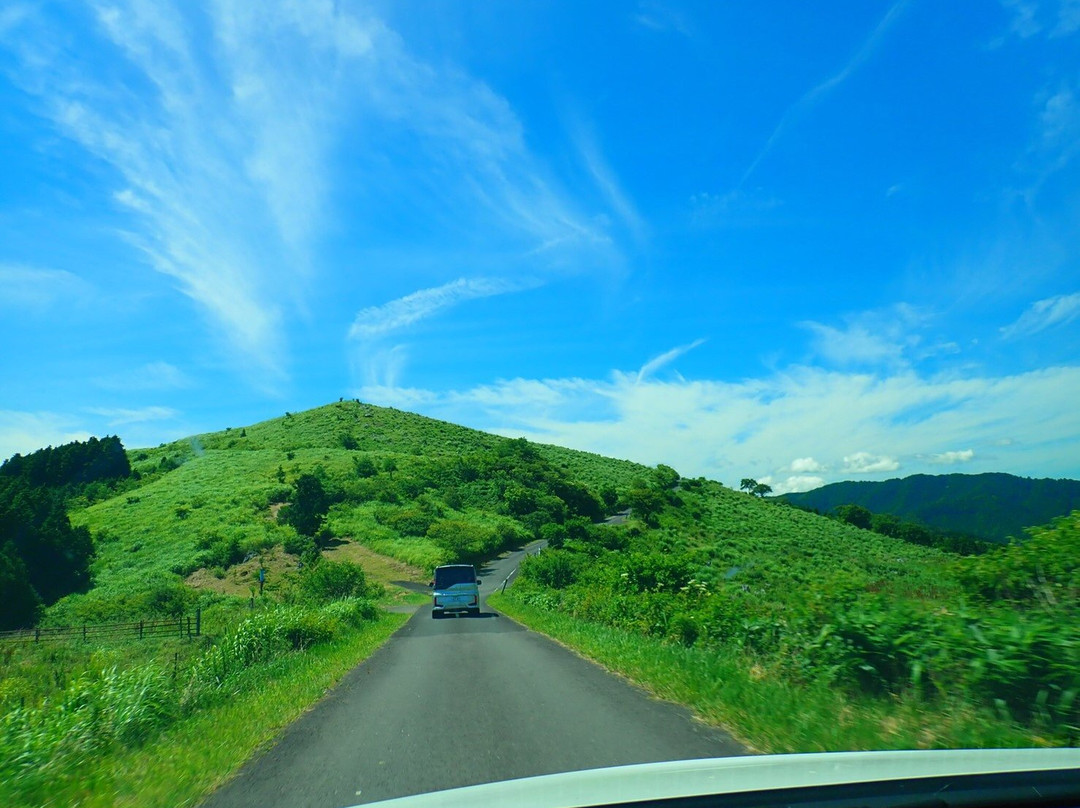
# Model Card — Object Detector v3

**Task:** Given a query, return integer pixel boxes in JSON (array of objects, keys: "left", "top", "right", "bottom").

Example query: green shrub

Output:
[
  {"left": 522, "top": 551, "right": 578, "bottom": 589},
  {"left": 283, "top": 532, "right": 316, "bottom": 557},
  {"left": 298, "top": 560, "right": 370, "bottom": 603},
  {"left": 200, "top": 535, "right": 244, "bottom": 569},
  {"left": 320, "top": 597, "right": 380, "bottom": 626}
]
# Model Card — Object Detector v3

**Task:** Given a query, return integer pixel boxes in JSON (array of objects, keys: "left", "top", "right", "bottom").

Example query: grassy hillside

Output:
[
  {"left": 55, "top": 401, "right": 649, "bottom": 622},
  {"left": 5, "top": 399, "right": 1073, "bottom": 799},
  {"left": 498, "top": 472, "right": 1079, "bottom": 748},
  {"left": 783, "top": 472, "right": 1080, "bottom": 543}
]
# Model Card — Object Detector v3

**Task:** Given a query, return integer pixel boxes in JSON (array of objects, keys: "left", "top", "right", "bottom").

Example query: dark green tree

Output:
[
  {"left": 653, "top": 464, "right": 680, "bottom": 490},
  {"left": 353, "top": 456, "right": 378, "bottom": 478},
  {"left": 624, "top": 482, "right": 664, "bottom": 526},
  {"left": 280, "top": 473, "right": 330, "bottom": 538},
  {"left": 835, "top": 504, "right": 874, "bottom": 530},
  {"left": 0, "top": 543, "right": 42, "bottom": 630}
]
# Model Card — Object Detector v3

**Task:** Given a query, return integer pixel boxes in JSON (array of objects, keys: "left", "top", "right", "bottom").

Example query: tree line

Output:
[{"left": 0, "top": 436, "right": 131, "bottom": 629}]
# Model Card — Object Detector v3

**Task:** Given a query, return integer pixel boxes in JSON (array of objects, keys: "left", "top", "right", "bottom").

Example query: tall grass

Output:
[
  {"left": 0, "top": 600, "right": 392, "bottom": 807},
  {"left": 489, "top": 592, "right": 1047, "bottom": 752}
]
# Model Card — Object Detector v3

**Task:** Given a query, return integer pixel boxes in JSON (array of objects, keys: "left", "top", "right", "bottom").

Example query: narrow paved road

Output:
[{"left": 200, "top": 543, "right": 745, "bottom": 808}]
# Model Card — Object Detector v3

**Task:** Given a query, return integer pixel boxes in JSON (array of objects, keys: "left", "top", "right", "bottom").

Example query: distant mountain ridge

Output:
[{"left": 782, "top": 472, "right": 1080, "bottom": 543}]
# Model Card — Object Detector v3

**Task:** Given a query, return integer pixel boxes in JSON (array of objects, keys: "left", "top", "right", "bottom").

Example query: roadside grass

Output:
[
  {"left": 1, "top": 611, "right": 408, "bottom": 808},
  {"left": 0, "top": 598, "right": 257, "bottom": 710},
  {"left": 488, "top": 592, "right": 1045, "bottom": 754}
]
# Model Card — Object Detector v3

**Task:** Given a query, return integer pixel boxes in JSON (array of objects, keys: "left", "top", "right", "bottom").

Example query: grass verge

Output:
[
  {"left": 488, "top": 592, "right": 1046, "bottom": 753},
  {"left": 8, "top": 612, "right": 407, "bottom": 808}
]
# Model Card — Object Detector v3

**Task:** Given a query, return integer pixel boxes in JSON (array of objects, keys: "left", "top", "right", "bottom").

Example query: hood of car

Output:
[{"left": 352, "top": 749, "right": 1080, "bottom": 808}]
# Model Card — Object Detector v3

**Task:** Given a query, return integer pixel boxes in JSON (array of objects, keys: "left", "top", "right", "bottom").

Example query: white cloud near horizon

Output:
[
  {"left": 841, "top": 451, "right": 901, "bottom": 474},
  {"left": 929, "top": 449, "right": 975, "bottom": 464},
  {"left": 788, "top": 457, "right": 826, "bottom": 473},
  {"left": 87, "top": 406, "right": 179, "bottom": 427},
  {"left": 0, "top": 411, "right": 93, "bottom": 462},
  {"left": 1001, "top": 292, "right": 1080, "bottom": 338},
  {"left": 355, "top": 362, "right": 1080, "bottom": 487},
  {"left": 764, "top": 474, "right": 826, "bottom": 495}
]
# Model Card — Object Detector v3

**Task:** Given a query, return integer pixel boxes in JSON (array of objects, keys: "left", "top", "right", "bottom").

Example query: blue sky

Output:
[{"left": 1, "top": 0, "right": 1078, "bottom": 492}]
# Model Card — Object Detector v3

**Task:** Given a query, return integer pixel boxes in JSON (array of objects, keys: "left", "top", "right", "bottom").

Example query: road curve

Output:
[{"left": 199, "top": 542, "right": 745, "bottom": 808}]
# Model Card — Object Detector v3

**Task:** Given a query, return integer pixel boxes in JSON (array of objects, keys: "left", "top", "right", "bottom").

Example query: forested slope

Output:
[{"left": 783, "top": 472, "right": 1080, "bottom": 542}]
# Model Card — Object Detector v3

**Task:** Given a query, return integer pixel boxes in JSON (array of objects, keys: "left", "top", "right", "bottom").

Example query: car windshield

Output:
[
  {"left": 1, "top": 2, "right": 1077, "bottom": 808},
  {"left": 434, "top": 566, "right": 476, "bottom": 589}
]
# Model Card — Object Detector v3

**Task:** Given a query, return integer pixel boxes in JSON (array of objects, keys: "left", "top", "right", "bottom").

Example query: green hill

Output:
[
  {"left": 52, "top": 401, "right": 648, "bottom": 622},
  {"left": 5, "top": 400, "right": 1077, "bottom": 763},
  {"left": 49, "top": 399, "right": 948, "bottom": 625},
  {"left": 782, "top": 472, "right": 1080, "bottom": 542}
]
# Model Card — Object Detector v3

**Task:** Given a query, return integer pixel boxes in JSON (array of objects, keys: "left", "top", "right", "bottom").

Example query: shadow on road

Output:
[{"left": 391, "top": 580, "right": 430, "bottom": 593}]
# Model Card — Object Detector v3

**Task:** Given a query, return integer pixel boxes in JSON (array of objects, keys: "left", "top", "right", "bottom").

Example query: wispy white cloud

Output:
[
  {"left": 1001, "top": 0, "right": 1042, "bottom": 37},
  {"left": 95, "top": 361, "right": 194, "bottom": 392},
  {"left": 0, "top": 411, "right": 92, "bottom": 461},
  {"left": 741, "top": 0, "right": 910, "bottom": 185},
  {"left": 6, "top": 0, "right": 610, "bottom": 391},
  {"left": 800, "top": 304, "right": 926, "bottom": 367},
  {"left": 349, "top": 277, "right": 531, "bottom": 340},
  {"left": 1057, "top": 0, "right": 1080, "bottom": 34},
  {"left": 572, "top": 124, "right": 647, "bottom": 241},
  {"left": 997, "top": 0, "right": 1080, "bottom": 39},
  {"left": 0, "top": 4, "right": 31, "bottom": 38},
  {"left": 928, "top": 449, "right": 975, "bottom": 464},
  {"left": 0, "top": 265, "right": 93, "bottom": 309},
  {"left": 348, "top": 277, "right": 539, "bottom": 389},
  {"left": 87, "top": 406, "right": 179, "bottom": 427},
  {"left": 637, "top": 338, "right": 706, "bottom": 383},
  {"left": 1001, "top": 292, "right": 1080, "bottom": 338},
  {"left": 689, "top": 189, "right": 782, "bottom": 228},
  {"left": 632, "top": 1, "right": 692, "bottom": 36}
]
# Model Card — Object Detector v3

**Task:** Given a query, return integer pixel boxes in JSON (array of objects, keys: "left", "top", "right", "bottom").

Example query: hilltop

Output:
[{"left": 782, "top": 472, "right": 1080, "bottom": 543}]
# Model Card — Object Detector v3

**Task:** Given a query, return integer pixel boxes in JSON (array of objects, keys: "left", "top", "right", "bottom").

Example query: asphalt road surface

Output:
[{"left": 199, "top": 542, "right": 745, "bottom": 808}]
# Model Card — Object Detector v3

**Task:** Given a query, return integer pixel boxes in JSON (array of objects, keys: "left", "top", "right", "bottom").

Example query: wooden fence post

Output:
[
  {"left": 196, "top": 607, "right": 201, "bottom": 637},
  {"left": 139, "top": 620, "right": 144, "bottom": 640}
]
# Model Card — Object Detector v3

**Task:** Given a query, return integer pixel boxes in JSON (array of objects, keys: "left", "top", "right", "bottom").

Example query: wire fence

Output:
[{"left": 0, "top": 610, "right": 201, "bottom": 644}]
